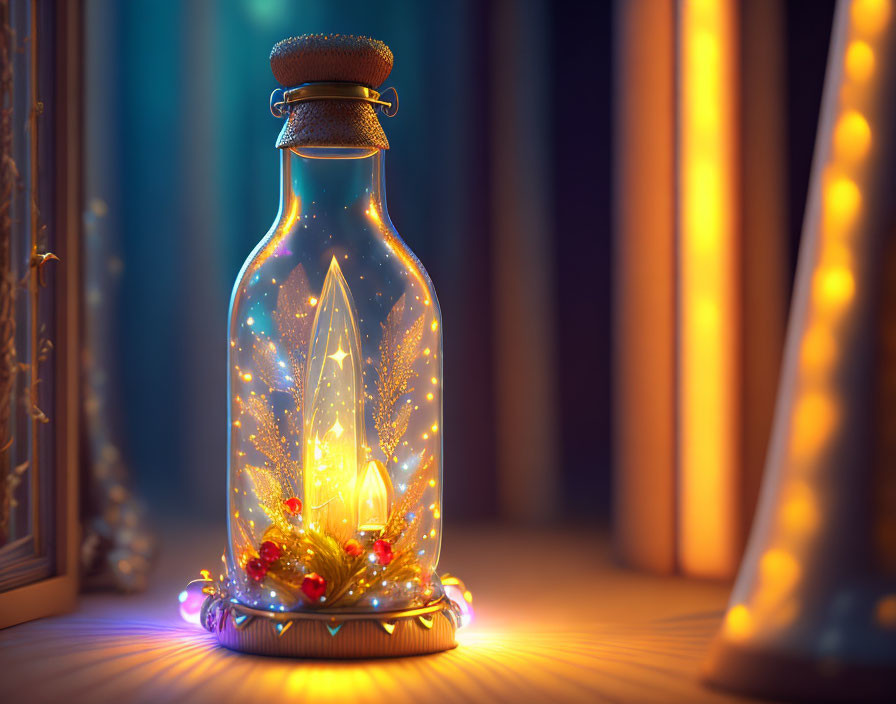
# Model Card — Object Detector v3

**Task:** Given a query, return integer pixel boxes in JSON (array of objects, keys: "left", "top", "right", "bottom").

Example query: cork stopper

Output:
[{"left": 271, "top": 34, "right": 393, "bottom": 151}]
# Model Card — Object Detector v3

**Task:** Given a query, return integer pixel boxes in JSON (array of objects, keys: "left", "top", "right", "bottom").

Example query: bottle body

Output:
[{"left": 226, "top": 148, "right": 443, "bottom": 613}]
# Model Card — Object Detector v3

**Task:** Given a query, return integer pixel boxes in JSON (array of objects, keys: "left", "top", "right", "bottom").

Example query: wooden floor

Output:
[{"left": 0, "top": 525, "right": 763, "bottom": 704}]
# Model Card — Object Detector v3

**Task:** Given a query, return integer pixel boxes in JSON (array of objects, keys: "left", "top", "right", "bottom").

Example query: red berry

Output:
[
  {"left": 373, "top": 539, "right": 394, "bottom": 565},
  {"left": 246, "top": 557, "right": 267, "bottom": 582},
  {"left": 259, "top": 541, "right": 282, "bottom": 564},
  {"left": 301, "top": 572, "right": 327, "bottom": 601},
  {"left": 284, "top": 497, "right": 302, "bottom": 515},
  {"left": 344, "top": 539, "right": 364, "bottom": 557}
]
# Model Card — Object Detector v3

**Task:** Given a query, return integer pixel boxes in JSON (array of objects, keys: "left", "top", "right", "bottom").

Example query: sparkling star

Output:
[
  {"left": 328, "top": 344, "right": 349, "bottom": 369},
  {"left": 329, "top": 418, "right": 344, "bottom": 438}
]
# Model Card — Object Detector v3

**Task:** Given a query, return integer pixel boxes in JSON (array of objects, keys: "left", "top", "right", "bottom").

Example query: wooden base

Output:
[{"left": 205, "top": 597, "right": 458, "bottom": 659}]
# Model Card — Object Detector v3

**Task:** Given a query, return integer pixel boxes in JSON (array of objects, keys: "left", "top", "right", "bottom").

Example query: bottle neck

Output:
[{"left": 277, "top": 147, "right": 387, "bottom": 222}]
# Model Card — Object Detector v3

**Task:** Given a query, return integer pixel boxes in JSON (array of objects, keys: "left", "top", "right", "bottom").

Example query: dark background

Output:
[{"left": 84, "top": 0, "right": 836, "bottom": 525}]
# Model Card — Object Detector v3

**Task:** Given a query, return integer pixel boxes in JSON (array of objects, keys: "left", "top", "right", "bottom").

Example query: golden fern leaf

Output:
[
  {"left": 271, "top": 264, "right": 313, "bottom": 421},
  {"left": 381, "top": 454, "right": 433, "bottom": 542},
  {"left": 261, "top": 524, "right": 426, "bottom": 609},
  {"left": 244, "top": 394, "right": 291, "bottom": 473},
  {"left": 251, "top": 338, "right": 289, "bottom": 392},
  {"left": 246, "top": 464, "right": 292, "bottom": 535},
  {"left": 230, "top": 504, "right": 258, "bottom": 567},
  {"left": 378, "top": 548, "right": 422, "bottom": 587},
  {"left": 394, "top": 510, "right": 420, "bottom": 550},
  {"left": 374, "top": 294, "right": 425, "bottom": 461},
  {"left": 388, "top": 312, "right": 425, "bottom": 399},
  {"left": 379, "top": 401, "right": 412, "bottom": 462}
]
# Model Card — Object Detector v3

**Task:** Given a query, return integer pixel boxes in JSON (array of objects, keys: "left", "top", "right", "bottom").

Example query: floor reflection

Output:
[
  {"left": 0, "top": 527, "right": 754, "bottom": 703},
  {"left": 1, "top": 610, "right": 752, "bottom": 703}
]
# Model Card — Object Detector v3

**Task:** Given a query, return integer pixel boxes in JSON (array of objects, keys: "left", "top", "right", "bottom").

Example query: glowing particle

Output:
[
  {"left": 309, "top": 296, "right": 318, "bottom": 305},
  {"left": 426, "top": 392, "right": 434, "bottom": 401},
  {"left": 431, "top": 424, "right": 438, "bottom": 433},
  {"left": 423, "top": 347, "right": 431, "bottom": 356},
  {"left": 247, "top": 317, "right": 255, "bottom": 326},
  {"left": 428, "top": 479, "right": 436, "bottom": 487},
  {"left": 242, "top": 373, "right": 253, "bottom": 382},
  {"left": 328, "top": 344, "right": 349, "bottom": 369},
  {"left": 431, "top": 320, "right": 438, "bottom": 331},
  {"left": 431, "top": 377, "right": 438, "bottom": 385}
]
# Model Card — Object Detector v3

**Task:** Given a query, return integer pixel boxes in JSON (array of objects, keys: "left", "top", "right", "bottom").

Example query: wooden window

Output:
[{"left": 0, "top": 0, "right": 80, "bottom": 628}]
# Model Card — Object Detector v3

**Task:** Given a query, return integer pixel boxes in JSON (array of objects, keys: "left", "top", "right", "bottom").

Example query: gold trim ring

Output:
[
  {"left": 227, "top": 596, "right": 450, "bottom": 623},
  {"left": 270, "top": 82, "right": 398, "bottom": 118}
]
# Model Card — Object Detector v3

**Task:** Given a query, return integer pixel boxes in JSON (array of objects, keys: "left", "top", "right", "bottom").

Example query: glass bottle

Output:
[{"left": 225, "top": 49, "right": 443, "bottom": 615}]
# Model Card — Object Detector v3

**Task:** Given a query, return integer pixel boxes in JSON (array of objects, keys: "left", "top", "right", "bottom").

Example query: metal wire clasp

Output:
[{"left": 270, "top": 83, "right": 398, "bottom": 118}]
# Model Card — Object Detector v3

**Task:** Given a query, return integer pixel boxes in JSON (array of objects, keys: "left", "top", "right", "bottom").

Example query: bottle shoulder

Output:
[{"left": 229, "top": 212, "right": 441, "bottom": 324}]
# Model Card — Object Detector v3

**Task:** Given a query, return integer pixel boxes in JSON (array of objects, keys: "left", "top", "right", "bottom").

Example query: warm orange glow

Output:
[
  {"left": 851, "top": 0, "right": 891, "bottom": 36},
  {"left": 800, "top": 323, "right": 838, "bottom": 374},
  {"left": 357, "top": 459, "right": 392, "bottom": 532},
  {"left": 724, "top": 604, "right": 753, "bottom": 640},
  {"left": 780, "top": 480, "right": 820, "bottom": 535},
  {"left": 678, "top": 0, "right": 738, "bottom": 578},
  {"left": 833, "top": 111, "right": 872, "bottom": 160},
  {"left": 813, "top": 264, "right": 856, "bottom": 310},
  {"left": 364, "top": 199, "right": 382, "bottom": 225},
  {"left": 876, "top": 594, "right": 896, "bottom": 628},
  {"left": 845, "top": 40, "right": 875, "bottom": 81},
  {"left": 757, "top": 548, "right": 801, "bottom": 599},
  {"left": 791, "top": 391, "right": 838, "bottom": 460},
  {"left": 303, "top": 258, "right": 364, "bottom": 542},
  {"left": 824, "top": 176, "right": 862, "bottom": 227}
]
